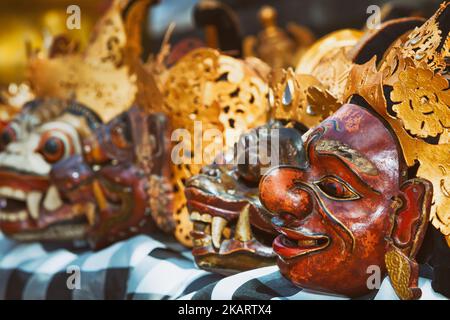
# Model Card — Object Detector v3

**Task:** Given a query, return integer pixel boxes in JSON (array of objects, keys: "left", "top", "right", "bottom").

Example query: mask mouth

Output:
[
  {"left": 0, "top": 169, "right": 92, "bottom": 241},
  {"left": 272, "top": 225, "right": 330, "bottom": 260},
  {"left": 185, "top": 186, "right": 247, "bottom": 221},
  {"left": 0, "top": 190, "right": 28, "bottom": 222},
  {"left": 185, "top": 186, "right": 276, "bottom": 264},
  {"left": 97, "top": 177, "right": 125, "bottom": 210}
]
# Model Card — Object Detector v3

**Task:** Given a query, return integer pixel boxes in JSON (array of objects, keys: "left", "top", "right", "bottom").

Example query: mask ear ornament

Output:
[{"left": 386, "top": 179, "right": 433, "bottom": 300}]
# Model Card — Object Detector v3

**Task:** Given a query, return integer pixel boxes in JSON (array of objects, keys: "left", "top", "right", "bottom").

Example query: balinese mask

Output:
[
  {"left": 0, "top": 99, "right": 101, "bottom": 242},
  {"left": 185, "top": 30, "right": 363, "bottom": 274},
  {"left": 259, "top": 4, "right": 449, "bottom": 299},
  {"left": 67, "top": 106, "right": 173, "bottom": 249},
  {"left": 0, "top": 0, "right": 168, "bottom": 249},
  {"left": 185, "top": 121, "right": 306, "bottom": 274}
]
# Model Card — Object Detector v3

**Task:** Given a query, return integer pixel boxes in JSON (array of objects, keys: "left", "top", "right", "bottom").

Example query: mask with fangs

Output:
[
  {"left": 185, "top": 29, "right": 363, "bottom": 274},
  {"left": 0, "top": 98, "right": 101, "bottom": 242}
]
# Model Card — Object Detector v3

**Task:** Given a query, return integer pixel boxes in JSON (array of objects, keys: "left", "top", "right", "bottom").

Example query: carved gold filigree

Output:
[
  {"left": 157, "top": 48, "right": 269, "bottom": 246},
  {"left": 379, "top": 43, "right": 416, "bottom": 86},
  {"left": 27, "top": 0, "right": 160, "bottom": 122},
  {"left": 402, "top": 3, "right": 448, "bottom": 73},
  {"left": 418, "top": 148, "right": 450, "bottom": 238},
  {"left": 391, "top": 66, "right": 450, "bottom": 138},
  {"left": 344, "top": 3, "right": 450, "bottom": 245},
  {"left": 267, "top": 30, "right": 362, "bottom": 133},
  {"left": 269, "top": 68, "right": 339, "bottom": 128}
]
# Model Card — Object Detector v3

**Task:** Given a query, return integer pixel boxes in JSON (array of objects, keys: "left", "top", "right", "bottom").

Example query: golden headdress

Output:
[
  {"left": 26, "top": 0, "right": 161, "bottom": 123},
  {"left": 269, "top": 29, "right": 363, "bottom": 128},
  {"left": 152, "top": 48, "right": 270, "bottom": 246},
  {"left": 343, "top": 2, "right": 450, "bottom": 246}
]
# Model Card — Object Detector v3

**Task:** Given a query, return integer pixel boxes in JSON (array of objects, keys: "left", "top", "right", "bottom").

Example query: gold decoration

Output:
[
  {"left": 391, "top": 67, "right": 450, "bottom": 138},
  {"left": 402, "top": 3, "right": 449, "bottom": 74},
  {"left": 344, "top": 3, "right": 450, "bottom": 244},
  {"left": 267, "top": 29, "right": 362, "bottom": 129},
  {"left": 418, "top": 148, "right": 450, "bottom": 239},
  {"left": 344, "top": 57, "right": 387, "bottom": 115},
  {"left": 156, "top": 48, "right": 269, "bottom": 246},
  {"left": 379, "top": 43, "right": 415, "bottom": 86},
  {"left": 0, "top": 83, "right": 34, "bottom": 122},
  {"left": 269, "top": 68, "right": 339, "bottom": 128},
  {"left": 296, "top": 29, "right": 363, "bottom": 101},
  {"left": 27, "top": 0, "right": 161, "bottom": 122},
  {"left": 243, "top": 5, "right": 315, "bottom": 68},
  {"left": 385, "top": 247, "right": 421, "bottom": 300}
]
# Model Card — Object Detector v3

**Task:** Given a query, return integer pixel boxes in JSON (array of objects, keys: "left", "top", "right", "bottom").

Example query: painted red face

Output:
[
  {"left": 259, "top": 103, "right": 431, "bottom": 297},
  {"left": 185, "top": 122, "right": 308, "bottom": 274},
  {"left": 80, "top": 107, "right": 174, "bottom": 248}
]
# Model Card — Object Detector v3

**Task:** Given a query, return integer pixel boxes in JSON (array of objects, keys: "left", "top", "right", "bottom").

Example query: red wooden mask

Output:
[
  {"left": 185, "top": 121, "right": 306, "bottom": 274},
  {"left": 71, "top": 106, "right": 174, "bottom": 248},
  {"left": 0, "top": 102, "right": 174, "bottom": 250},
  {"left": 259, "top": 103, "right": 432, "bottom": 297}
]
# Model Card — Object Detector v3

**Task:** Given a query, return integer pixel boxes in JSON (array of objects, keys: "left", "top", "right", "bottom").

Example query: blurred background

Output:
[{"left": 0, "top": 0, "right": 443, "bottom": 85}]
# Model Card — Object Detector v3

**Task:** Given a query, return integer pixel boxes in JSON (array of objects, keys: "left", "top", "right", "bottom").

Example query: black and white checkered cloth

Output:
[
  {"left": 0, "top": 231, "right": 447, "bottom": 300},
  {"left": 0, "top": 232, "right": 223, "bottom": 300},
  {"left": 180, "top": 265, "right": 448, "bottom": 300}
]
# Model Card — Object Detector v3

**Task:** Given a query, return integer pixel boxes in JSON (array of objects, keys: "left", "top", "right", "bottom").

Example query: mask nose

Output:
[{"left": 259, "top": 167, "right": 313, "bottom": 220}]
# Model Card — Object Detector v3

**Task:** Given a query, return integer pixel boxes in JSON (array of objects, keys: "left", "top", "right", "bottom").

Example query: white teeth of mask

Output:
[
  {"left": 211, "top": 216, "right": 228, "bottom": 249},
  {"left": 43, "top": 185, "right": 63, "bottom": 211},
  {"left": 26, "top": 191, "right": 43, "bottom": 220}
]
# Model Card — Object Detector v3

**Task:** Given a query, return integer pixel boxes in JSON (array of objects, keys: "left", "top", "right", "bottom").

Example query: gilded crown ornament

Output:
[
  {"left": 343, "top": 2, "right": 450, "bottom": 247},
  {"left": 27, "top": 0, "right": 161, "bottom": 123},
  {"left": 269, "top": 29, "right": 363, "bottom": 128}
]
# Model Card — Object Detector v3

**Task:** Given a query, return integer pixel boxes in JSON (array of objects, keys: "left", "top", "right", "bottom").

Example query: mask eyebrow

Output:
[{"left": 315, "top": 139, "right": 378, "bottom": 176}]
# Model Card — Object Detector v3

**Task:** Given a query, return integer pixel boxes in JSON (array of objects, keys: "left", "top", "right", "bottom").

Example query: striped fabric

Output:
[
  {"left": 0, "top": 231, "right": 447, "bottom": 300},
  {"left": 0, "top": 232, "right": 222, "bottom": 300},
  {"left": 180, "top": 265, "right": 448, "bottom": 300}
]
